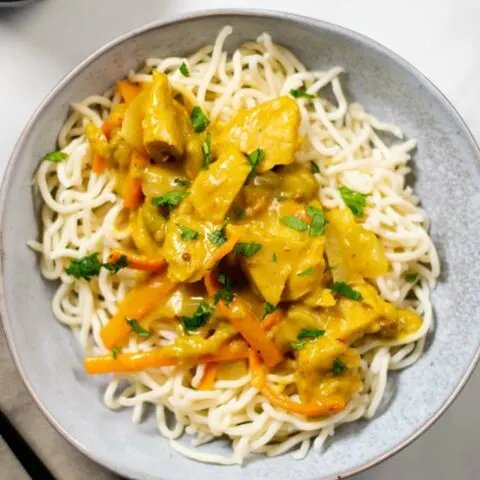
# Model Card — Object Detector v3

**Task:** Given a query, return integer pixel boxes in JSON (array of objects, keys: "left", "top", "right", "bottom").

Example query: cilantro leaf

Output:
[
  {"left": 297, "top": 267, "right": 314, "bottom": 277},
  {"left": 310, "top": 160, "right": 320, "bottom": 174},
  {"left": 309, "top": 213, "right": 327, "bottom": 236},
  {"left": 44, "top": 150, "right": 68, "bottom": 162},
  {"left": 281, "top": 216, "right": 309, "bottom": 232},
  {"left": 65, "top": 252, "right": 102, "bottom": 280},
  {"left": 102, "top": 255, "right": 129, "bottom": 275},
  {"left": 152, "top": 190, "right": 189, "bottom": 210},
  {"left": 202, "top": 132, "right": 212, "bottom": 169},
  {"left": 126, "top": 318, "right": 150, "bottom": 337},
  {"left": 405, "top": 273, "right": 418, "bottom": 283},
  {"left": 331, "top": 282, "right": 363, "bottom": 301},
  {"left": 234, "top": 242, "right": 262, "bottom": 258},
  {"left": 181, "top": 301, "right": 214, "bottom": 331},
  {"left": 332, "top": 358, "right": 347, "bottom": 376},
  {"left": 291, "top": 340, "right": 305, "bottom": 350},
  {"left": 235, "top": 207, "right": 246, "bottom": 219},
  {"left": 245, "top": 148, "right": 266, "bottom": 185},
  {"left": 297, "top": 328, "right": 325, "bottom": 340},
  {"left": 112, "top": 346, "right": 120, "bottom": 359},
  {"left": 262, "top": 302, "right": 278, "bottom": 319},
  {"left": 290, "top": 88, "right": 315, "bottom": 99},
  {"left": 173, "top": 177, "right": 192, "bottom": 188},
  {"left": 191, "top": 106, "right": 210, "bottom": 133},
  {"left": 176, "top": 224, "right": 199, "bottom": 241},
  {"left": 339, "top": 186, "right": 367, "bottom": 217},
  {"left": 208, "top": 219, "right": 229, "bottom": 246},
  {"left": 179, "top": 62, "right": 190, "bottom": 77},
  {"left": 213, "top": 272, "right": 234, "bottom": 306}
]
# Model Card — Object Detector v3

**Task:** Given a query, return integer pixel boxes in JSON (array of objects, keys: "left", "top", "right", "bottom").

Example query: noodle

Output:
[{"left": 29, "top": 26, "right": 439, "bottom": 465}]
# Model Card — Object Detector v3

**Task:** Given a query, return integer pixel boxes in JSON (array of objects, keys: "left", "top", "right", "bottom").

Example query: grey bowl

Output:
[{"left": 1, "top": 9, "right": 480, "bottom": 480}]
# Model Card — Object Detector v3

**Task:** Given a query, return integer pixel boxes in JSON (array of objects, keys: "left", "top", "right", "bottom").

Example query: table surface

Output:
[{"left": 1, "top": 1, "right": 479, "bottom": 479}]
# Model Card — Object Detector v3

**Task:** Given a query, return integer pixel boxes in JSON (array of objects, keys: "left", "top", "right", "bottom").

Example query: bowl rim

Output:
[{"left": 1, "top": 7, "right": 479, "bottom": 480}]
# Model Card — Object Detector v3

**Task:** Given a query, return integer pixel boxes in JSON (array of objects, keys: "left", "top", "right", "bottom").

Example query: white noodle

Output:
[{"left": 30, "top": 26, "right": 439, "bottom": 465}]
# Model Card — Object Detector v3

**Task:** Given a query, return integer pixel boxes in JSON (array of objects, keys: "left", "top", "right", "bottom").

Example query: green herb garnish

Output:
[
  {"left": 202, "top": 132, "right": 212, "bottom": 169},
  {"left": 103, "top": 255, "right": 129, "bottom": 275},
  {"left": 181, "top": 301, "right": 215, "bottom": 331},
  {"left": 305, "top": 205, "right": 327, "bottom": 236},
  {"left": 297, "top": 267, "right": 314, "bottom": 277},
  {"left": 297, "top": 329, "right": 325, "bottom": 340},
  {"left": 152, "top": 190, "right": 189, "bottom": 210},
  {"left": 65, "top": 252, "right": 102, "bottom": 280},
  {"left": 112, "top": 346, "right": 120, "bottom": 359},
  {"left": 290, "top": 88, "right": 315, "bottom": 99},
  {"left": 235, "top": 207, "right": 246, "bottom": 220},
  {"left": 405, "top": 273, "right": 419, "bottom": 283},
  {"left": 245, "top": 148, "right": 266, "bottom": 185},
  {"left": 179, "top": 62, "right": 190, "bottom": 77},
  {"left": 332, "top": 358, "right": 347, "bottom": 376},
  {"left": 208, "top": 219, "right": 229, "bottom": 247},
  {"left": 339, "top": 186, "right": 367, "bottom": 217},
  {"left": 126, "top": 318, "right": 150, "bottom": 338},
  {"left": 191, "top": 106, "right": 210, "bottom": 133},
  {"left": 176, "top": 224, "right": 199, "bottom": 241},
  {"left": 281, "top": 216, "right": 309, "bottom": 232},
  {"left": 291, "top": 340, "right": 305, "bottom": 350},
  {"left": 310, "top": 160, "right": 320, "bottom": 174},
  {"left": 213, "top": 272, "right": 234, "bottom": 307},
  {"left": 276, "top": 194, "right": 288, "bottom": 202},
  {"left": 272, "top": 252, "right": 278, "bottom": 263},
  {"left": 44, "top": 150, "right": 68, "bottom": 162},
  {"left": 173, "top": 178, "right": 192, "bottom": 188},
  {"left": 331, "top": 282, "right": 363, "bottom": 301},
  {"left": 262, "top": 302, "right": 278, "bottom": 320},
  {"left": 234, "top": 242, "right": 262, "bottom": 258}
]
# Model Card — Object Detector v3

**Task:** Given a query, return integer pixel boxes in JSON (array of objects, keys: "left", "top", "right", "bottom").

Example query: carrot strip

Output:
[
  {"left": 123, "top": 150, "right": 148, "bottom": 209},
  {"left": 108, "top": 249, "right": 166, "bottom": 272},
  {"left": 100, "top": 274, "right": 176, "bottom": 349},
  {"left": 101, "top": 118, "right": 112, "bottom": 140},
  {"left": 92, "top": 152, "right": 106, "bottom": 174},
  {"left": 262, "top": 309, "right": 284, "bottom": 331},
  {"left": 205, "top": 234, "right": 240, "bottom": 269},
  {"left": 116, "top": 80, "right": 141, "bottom": 103},
  {"left": 204, "top": 272, "right": 283, "bottom": 368},
  {"left": 85, "top": 340, "right": 249, "bottom": 375},
  {"left": 198, "top": 362, "right": 219, "bottom": 390},
  {"left": 248, "top": 350, "right": 345, "bottom": 417}
]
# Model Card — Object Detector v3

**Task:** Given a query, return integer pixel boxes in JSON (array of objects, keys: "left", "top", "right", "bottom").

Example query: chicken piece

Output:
[
  {"left": 121, "top": 90, "right": 149, "bottom": 155},
  {"left": 325, "top": 208, "right": 388, "bottom": 283},
  {"left": 188, "top": 144, "right": 250, "bottom": 223},
  {"left": 218, "top": 97, "right": 300, "bottom": 172},
  {"left": 130, "top": 207, "right": 163, "bottom": 257},
  {"left": 141, "top": 163, "right": 188, "bottom": 198},
  {"left": 142, "top": 71, "right": 184, "bottom": 161},
  {"left": 277, "top": 163, "right": 319, "bottom": 202}
]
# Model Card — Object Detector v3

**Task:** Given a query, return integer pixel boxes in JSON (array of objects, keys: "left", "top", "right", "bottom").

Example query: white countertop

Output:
[{"left": 1, "top": 1, "right": 479, "bottom": 479}]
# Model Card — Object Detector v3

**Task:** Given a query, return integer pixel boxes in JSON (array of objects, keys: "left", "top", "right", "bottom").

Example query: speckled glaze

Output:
[{"left": 1, "top": 9, "right": 480, "bottom": 480}]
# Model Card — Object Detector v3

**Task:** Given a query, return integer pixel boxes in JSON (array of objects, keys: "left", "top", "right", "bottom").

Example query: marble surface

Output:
[{"left": 1, "top": 1, "right": 479, "bottom": 479}]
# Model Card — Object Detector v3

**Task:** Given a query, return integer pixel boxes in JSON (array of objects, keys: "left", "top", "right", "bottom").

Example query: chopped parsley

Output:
[
  {"left": 173, "top": 177, "right": 192, "bottom": 188},
  {"left": 245, "top": 148, "right": 266, "bottom": 185},
  {"left": 152, "top": 190, "right": 189, "bottom": 210},
  {"left": 281, "top": 216, "right": 309, "bottom": 232},
  {"left": 202, "top": 132, "right": 212, "bottom": 169},
  {"left": 181, "top": 301, "right": 215, "bottom": 331},
  {"left": 339, "top": 186, "right": 367, "bottom": 217},
  {"left": 291, "top": 340, "right": 305, "bottom": 350},
  {"left": 213, "top": 272, "right": 234, "bottom": 307},
  {"left": 297, "top": 329, "right": 325, "bottom": 340},
  {"left": 275, "top": 193, "right": 288, "bottom": 202},
  {"left": 65, "top": 252, "right": 102, "bottom": 280},
  {"left": 126, "top": 318, "right": 150, "bottom": 337},
  {"left": 208, "top": 219, "right": 229, "bottom": 246},
  {"left": 405, "top": 273, "right": 419, "bottom": 283},
  {"left": 176, "top": 223, "right": 199, "bottom": 241},
  {"left": 310, "top": 160, "right": 320, "bottom": 174},
  {"left": 234, "top": 242, "right": 262, "bottom": 258},
  {"left": 305, "top": 205, "right": 327, "bottom": 236},
  {"left": 112, "top": 346, "right": 120, "bottom": 359},
  {"left": 272, "top": 252, "right": 278, "bottom": 263},
  {"left": 290, "top": 88, "right": 315, "bottom": 99},
  {"left": 179, "top": 62, "right": 190, "bottom": 77},
  {"left": 103, "top": 255, "right": 129, "bottom": 275},
  {"left": 262, "top": 302, "right": 278, "bottom": 319},
  {"left": 191, "top": 106, "right": 210, "bottom": 133},
  {"left": 297, "top": 267, "right": 314, "bottom": 277},
  {"left": 332, "top": 358, "right": 347, "bottom": 376},
  {"left": 331, "top": 282, "right": 363, "bottom": 301},
  {"left": 44, "top": 150, "right": 68, "bottom": 162},
  {"left": 235, "top": 207, "right": 246, "bottom": 220}
]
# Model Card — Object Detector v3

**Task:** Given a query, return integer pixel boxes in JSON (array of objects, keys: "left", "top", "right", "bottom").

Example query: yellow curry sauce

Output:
[{"left": 83, "top": 71, "right": 422, "bottom": 414}]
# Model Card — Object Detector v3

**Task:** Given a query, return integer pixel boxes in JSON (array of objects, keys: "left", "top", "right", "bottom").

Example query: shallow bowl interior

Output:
[{"left": 2, "top": 10, "right": 480, "bottom": 480}]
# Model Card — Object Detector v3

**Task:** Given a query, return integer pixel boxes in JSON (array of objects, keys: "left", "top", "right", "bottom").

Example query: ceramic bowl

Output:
[{"left": 2, "top": 9, "right": 480, "bottom": 480}]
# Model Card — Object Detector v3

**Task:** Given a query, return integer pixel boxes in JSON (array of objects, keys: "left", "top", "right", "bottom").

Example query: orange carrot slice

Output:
[
  {"left": 198, "top": 362, "right": 219, "bottom": 390},
  {"left": 108, "top": 249, "right": 166, "bottom": 272},
  {"left": 123, "top": 150, "right": 148, "bottom": 209},
  {"left": 116, "top": 80, "right": 141, "bottom": 103}
]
